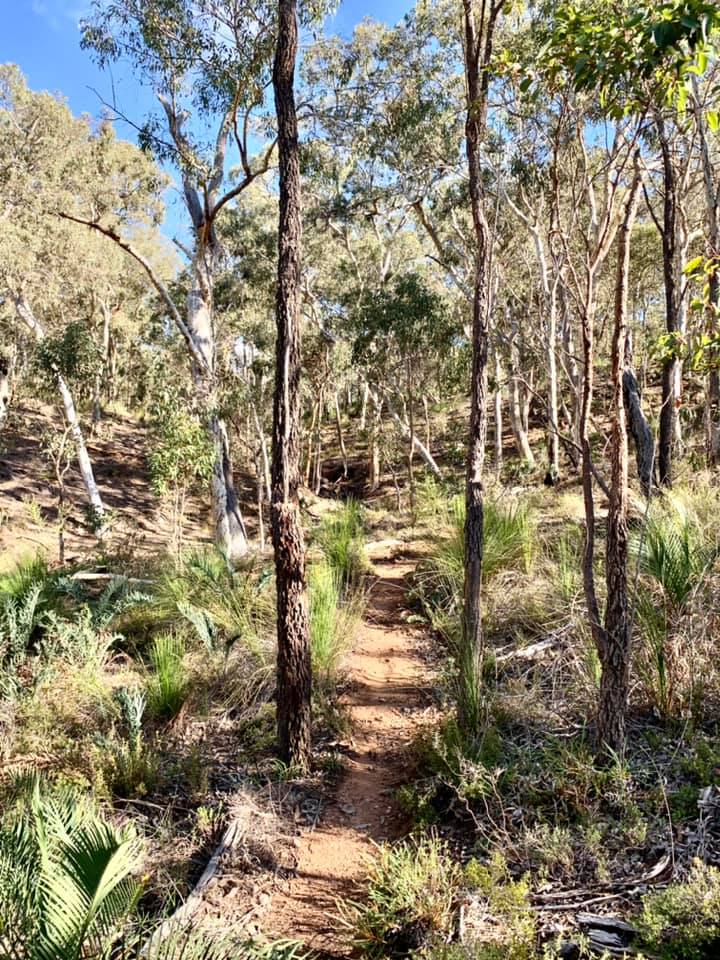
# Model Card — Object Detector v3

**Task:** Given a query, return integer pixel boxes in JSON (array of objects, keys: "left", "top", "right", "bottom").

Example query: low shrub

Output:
[
  {"left": 345, "top": 835, "right": 461, "bottom": 957},
  {"left": 639, "top": 860, "right": 720, "bottom": 959}
]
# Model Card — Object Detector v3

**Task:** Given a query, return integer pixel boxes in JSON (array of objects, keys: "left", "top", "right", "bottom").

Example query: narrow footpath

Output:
[{"left": 261, "top": 549, "right": 429, "bottom": 955}]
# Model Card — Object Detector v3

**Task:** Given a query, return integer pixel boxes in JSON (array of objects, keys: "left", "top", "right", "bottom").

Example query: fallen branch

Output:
[{"left": 141, "top": 819, "right": 242, "bottom": 954}]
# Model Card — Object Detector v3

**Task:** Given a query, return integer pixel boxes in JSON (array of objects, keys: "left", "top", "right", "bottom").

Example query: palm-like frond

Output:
[{"left": 0, "top": 778, "right": 141, "bottom": 960}]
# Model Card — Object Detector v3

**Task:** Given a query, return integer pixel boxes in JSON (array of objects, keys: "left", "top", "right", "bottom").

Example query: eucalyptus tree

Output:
[
  {"left": 460, "top": 0, "right": 509, "bottom": 733},
  {"left": 546, "top": 0, "right": 720, "bottom": 753},
  {"left": 0, "top": 65, "right": 165, "bottom": 525},
  {"left": 302, "top": 8, "right": 468, "bottom": 483},
  {"left": 80, "top": 0, "right": 280, "bottom": 560}
]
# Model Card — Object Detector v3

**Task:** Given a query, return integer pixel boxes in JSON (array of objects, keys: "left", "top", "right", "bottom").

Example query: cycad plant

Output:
[
  {"left": 155, "top": 549, "right": 273, "bottom": 663},
  {"left": 0, "top": 777, "right": 141, "bottom": 960},
  {"left": 632, "top": 499, "right": 718, "bottom": 717}
]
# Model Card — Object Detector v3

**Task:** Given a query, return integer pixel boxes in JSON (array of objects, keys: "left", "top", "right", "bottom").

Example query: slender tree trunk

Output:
[
  {"left": 494, "top": 351, "right": 503, "bottom": 475},
  {"left": 623, "top": 333, "right": 655, "bottom": 497},
  {"left": 272, "top": 0, "right": 311, "bottom": 770},
  {"left": 422, "top": 395, "right": 431, "bottom": 452},
  {"left": 334, "top": 389, "right": 349, "bottom": 478},
  {"left": 384, "top": 393, "right": 443, "bottom": 478},
  {"left": 546, "top": 296, "right": 560, "bottom": 484},
  {"left": 657, "top": 118, "right": 680, "bottom": 487},
  {"left": 359, "top": 380, "right": 369, "bottom": 431},
  {"left": 406, "top": 361, "right": 417, "bottom": 515},
  {"left": 0, "top": 354, "right": 10, "bottom": 429},
  {"left": 312, "top": 385, "right": 324, "bottom": 495},
  {"left": 579, "top": 286, "right": 604, "bottom": 653},
  {"left": 705, "top": 268, "right": 720, "bottom": 464},
  {"left": 599, "top": 167, "right": 642, "bottom": 755},
  {"left": 461, "top": 0, "right": 503, "bottom": 732},
  {"left": 509, "top": 369, "right": 535, "bottom": 464},
  {"left": 14, "top": 296, "right": 105, "bottom": 521}
]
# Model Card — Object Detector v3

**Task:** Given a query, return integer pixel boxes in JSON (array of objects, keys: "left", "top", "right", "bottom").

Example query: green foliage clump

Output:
[
  {"left": 463, "top": 852, "right": 536, "bottom": 959},
  {"left": 639, "top": 860, "right": 720, "bottom": 959},
  {"left": 33, "top": 322, "right": 102, "bottom": 400},
  {"left": 315, "top": 499, "right": 367, "bottom": 592},
  {"left": 633, "top": 494, "right": 719, "bottom": 717},
  {"left": 346, "top": 835, "right": 462, "bottom": 958},
  {"left": 153, "top": 548, "right": 274, "bottom": 662},
  {"left": 417, "top": 495, "right": 536, "bottom": 623}
]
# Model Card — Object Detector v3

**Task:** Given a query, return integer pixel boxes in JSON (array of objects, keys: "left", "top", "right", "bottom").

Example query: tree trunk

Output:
[
  {"left": 546, "top": 295, "right": 560, "bottom": 485},
  {"left": 384, "top": 393, "right": 443, "bottom": 478},
  {"left": 0, "top": 354, "right": 10, "bottom": 429},
  {"left": 187, "top": 254, "right": 249, "bottom": 561},
  {"left": 461, "top": 0, "right": 502, "bottom": 733},
  {"left": 272, "top": 0, "right": 312, "bottom": 771},
  {"left": 657, "top": 118, "right": 680, "bottom": 488},
  {"left": 334, "top": 389, "right": 348, "bottom": 478},
  {"left": 509, "top": 369, "right": 535, "bottom": 464},
  {"left": 494, "top": 351, "right": 503, "bottom": 475},
  {"left": 599, "top": 167, "right": 642, "bottom": 755},
  {"left": 14, "top": 296, "right": 105, "bottom": 521},
  {"left": 623, "top": 334, "right": 655, "bottom": 497},
  {"left": 579, "top": 286, "right": 604, "bottom": 653}
]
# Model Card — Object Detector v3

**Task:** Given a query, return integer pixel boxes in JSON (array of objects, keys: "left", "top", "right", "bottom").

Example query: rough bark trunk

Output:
[
  {"left": 461, "top": 0, "right": 502, "bottom": 732},
  {"left": 272, "top": 0, "right": 312, "bottom": 771},
  {"left": 657, "top": 118, "right": 680, "bottom": 488},
  {"left": 599, "top": 167, "right": 642, "bottom": 755},
  {"left": 579, "top": 285, "right": 604, "bottom": 653}
]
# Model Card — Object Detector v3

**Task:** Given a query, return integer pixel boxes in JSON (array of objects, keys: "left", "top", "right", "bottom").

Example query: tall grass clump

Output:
[
  {"left": 316, "top": 499, "right": 367, "bottom": 592},
  {"left": 146, "top": 633, "right": 188, "bottom": 720},
  {"left": 416, "top": 496, "right": 536, "bottom": 623},
  {"left": 308, "top": 560, "right": 362, "bottom": 690},
  {"left": 632, "top": 495, "right": 719, "bottom": 717}
]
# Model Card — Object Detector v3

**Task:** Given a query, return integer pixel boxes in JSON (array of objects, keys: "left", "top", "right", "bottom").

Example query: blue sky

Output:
[
  {"left": 4, "top": 1, "right": 414, "bottom": 120},
  {"left": 4, "top": 1, "right": 414, "bottom": 242}
]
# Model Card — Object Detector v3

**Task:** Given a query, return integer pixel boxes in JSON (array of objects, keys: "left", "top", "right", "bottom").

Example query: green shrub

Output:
[
  {"left": 634, "top": 500, "right": 716, "bottom": 613},
  {"left": 345, "top": 835, "right": 462, "bottom": 957},
  {"left": 316, "top": 500, "right": 367, "bottom": 592},
  {"left": 463, "top": 852, "right": 535, "bottom": 959},
  {"left": 639, "top": 860, "right": 720, "bottom": 959},
  {"left": 146, "top": 633, "right": 188, "bottom": 720},
  {"left": 416, "top": 496, "right": 536, "bottom": 619}
]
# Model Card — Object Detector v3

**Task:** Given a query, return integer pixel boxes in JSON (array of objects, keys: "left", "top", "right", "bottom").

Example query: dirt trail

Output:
[{"left": 261, "top": 548, "right": 428, "bottom": 955}]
